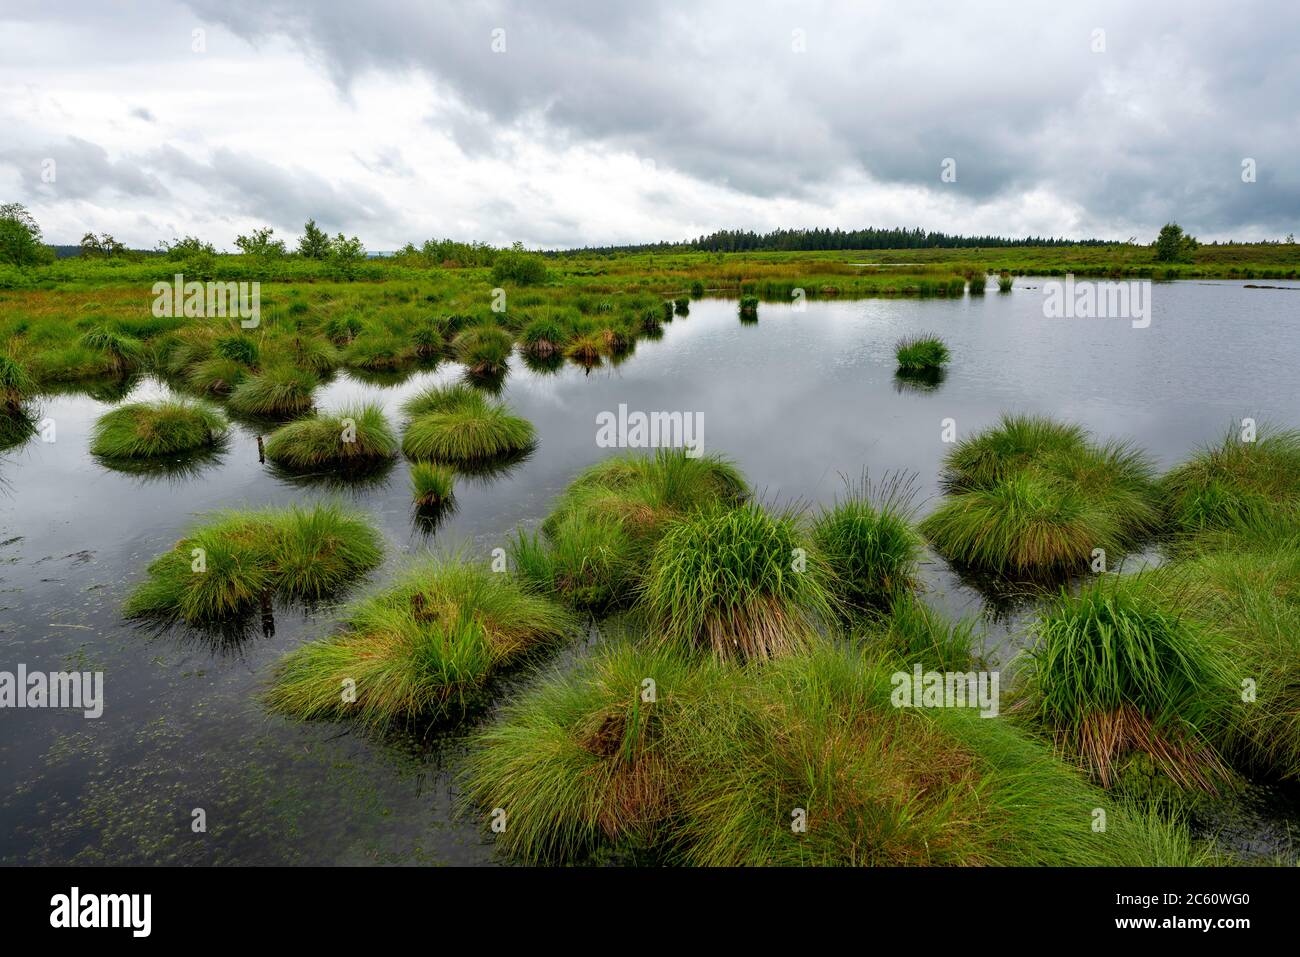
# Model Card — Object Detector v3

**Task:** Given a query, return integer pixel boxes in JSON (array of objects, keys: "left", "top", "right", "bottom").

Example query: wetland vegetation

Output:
[{"left": 5, "top": 223, "right": 1300, "bottom": 869}]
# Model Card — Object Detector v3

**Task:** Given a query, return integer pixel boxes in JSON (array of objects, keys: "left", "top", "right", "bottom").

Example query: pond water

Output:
[{"left": 3, "top": 278, "right": 1299, "bottom": 864}]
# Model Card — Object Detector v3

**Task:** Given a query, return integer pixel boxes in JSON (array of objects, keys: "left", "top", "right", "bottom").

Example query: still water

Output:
[{"left": 3, "top": 279, "right": 1298, "bottom": 864}]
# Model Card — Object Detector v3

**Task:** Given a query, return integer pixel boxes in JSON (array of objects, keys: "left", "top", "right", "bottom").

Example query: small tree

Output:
[
  {"left": 297, "top": 218, "right": 332, "bottom": 259},
  {"left": 330, "top": 233, "right": 367, "bottom": 277},
  {"left": 1153, "top": 223, "right": 1198, "bottom": 263},
  {"left": 79, "top": 232, "right": 127, "bottom": 259},
  {"left": 0, "top": 203, "right": 53, "bottom": 266},
  {"left": 234, "top": 226, "right": 287, "bottom": 259}
]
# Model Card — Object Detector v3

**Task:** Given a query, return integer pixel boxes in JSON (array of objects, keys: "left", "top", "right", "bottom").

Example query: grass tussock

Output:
[
  {"left": 124, "top": 503, "right": 383, "bottom": 624},
  {"left": 90, "top": 398, "right": 227, "bottom": 460},
  {"left": 894, "top": 334, "right": 950, "bottom": 372},
  {"left": 454, "top": 325, "right": 513, "bottom": 377},
  {"left": 922, "top": 415, "right": 1159, "bottom": 575},
  {"left": 511, "top": 450, "right": 749, "bottom": 611},
  {"left": 410, "top": 461, "right": 454, "bottom": 507},
  {"left": 640, "top": 502, "right": 837, "bottom": 661},
  {"left": 263, "top": 402, "right": 397, "bottom": 470},
  {"left": 1148, "top": 531, "right": 1300, "bottom": 781},
  {"left": 811, "top": 472, "right": 923, "bottom": 612},
  {"left": 0, "top": 353, "right": 35, "bottom": 413},
  {"left": 227, "top": 365, "right": 317, "bottom": 417},
  {"left": 266, "top": 557, "right": 575, "bottom": 730},
  {"left": 1016, "top": 574, "right": 1235, "bottom": 791},
  {"left": 401, "top": 385, "right": 535, "bottom": 463},
  {"left": 463, "top": 640, "right": 1217, "bottom": 866},
  {"left": 1160, "top": 426, "right": 1300, "bottom": 536}
]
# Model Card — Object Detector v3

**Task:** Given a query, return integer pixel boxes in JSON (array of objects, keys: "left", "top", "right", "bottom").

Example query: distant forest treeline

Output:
[{"left": 557, "top": 227, "right": 1120, "bottom": 255}]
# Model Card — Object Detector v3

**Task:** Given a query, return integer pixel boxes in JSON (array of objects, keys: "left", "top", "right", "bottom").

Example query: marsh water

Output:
[{"left": 3, "top": 278, "right": 1299, "bottom": 864}]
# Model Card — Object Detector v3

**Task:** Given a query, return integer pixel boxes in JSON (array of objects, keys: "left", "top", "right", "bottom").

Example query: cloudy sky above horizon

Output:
[{"left": 2, "top": 0, "right": 1297, "bottom": 250}]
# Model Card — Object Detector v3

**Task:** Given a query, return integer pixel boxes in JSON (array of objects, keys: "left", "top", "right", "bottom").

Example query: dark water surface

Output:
[{"left": 3, "top": 279, "right": 1299, "bottom": 864}]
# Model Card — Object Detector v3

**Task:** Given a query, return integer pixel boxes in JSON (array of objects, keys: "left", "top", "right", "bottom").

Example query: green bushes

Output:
[
  {"left": 1016, "top": 574, "right": 1234, "bottom": 791},
  {"left": 922, "top": 415, "right": 1159, "bottom": 574},
  {"left": 266, "top": 558, "right": 575, "bottom": 730},
  {"left": 263, "top": 402, "right": 397, "bottom": 470},
  {"left": 90, "top": 399, "right": 227, "bottom": 460},
  {"left": 490, "top": 247, "right": 548, "bottom": 285},
  {"left": 894, "top": 334, "right": 949, "bottom": 372},
  {"left": 401, "top": 385, "right": 535, "bottom": 463},
  {"left": 226, "top": 365, "right": 317, "bottom": 417},
  {"left": 124, "top": 504, "right": 383, "bottom": 624}
]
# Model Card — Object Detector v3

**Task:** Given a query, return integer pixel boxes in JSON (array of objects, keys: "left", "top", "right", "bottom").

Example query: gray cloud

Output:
[
  {"left": 182, "top": 0, "right": 1300, "bottom": 236},
  {"left": 3, "top": 0, "right": 1297, "bottom": 245}
]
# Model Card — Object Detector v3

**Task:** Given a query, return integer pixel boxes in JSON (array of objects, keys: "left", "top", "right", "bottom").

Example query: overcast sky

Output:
[{"left": 2, "top": 0, "right": 1296, "bottom": 250}]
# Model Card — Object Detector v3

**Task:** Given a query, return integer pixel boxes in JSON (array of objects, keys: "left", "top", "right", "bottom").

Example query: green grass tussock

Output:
[
  {"left": 0, "top": 353, "right": 35, "bottom": 413},
  {"left": 401, "top": 386, "right": 535, "bottom": 463},
  {"left": 266, "top": 557, "right": 575, "bottom": 730},
  {"left": 513, "top": 450, "right": 749, "bottom": 611},
  {"left": 263, "top": 402, "right": 397, "bottom": 470},
  {"left": 640, "top": 502, "right": 837, "bottom": 661},
  {"left": 811, "top": 472, "right": 922, "bottom": 612},
  {"left": 923, "top": 415, "right": 1160, "bottom": 575},
  {"left": 90, "top": 398, "right": 227, "bottom": 460},
  {"left": 410, "top": 461, "right": 454, "bottom": 507},
  {"left": 894, "top": 334, "right": 950, "bottom": 372},
  {"left": 226, "top": 365, "right": 317, "bottom": 417},
  {"left": 1160, "top": 425, "right": 1300, "bottom": 537},
  {"left": 123, "top": 503, "right": 382, "bottom": 624},
  {"left": 463, "top": 640, "right": 1216, "bottom": 866},
  {"left": 1016, "top": 574, "right": 1235, "bottom": 791}
]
